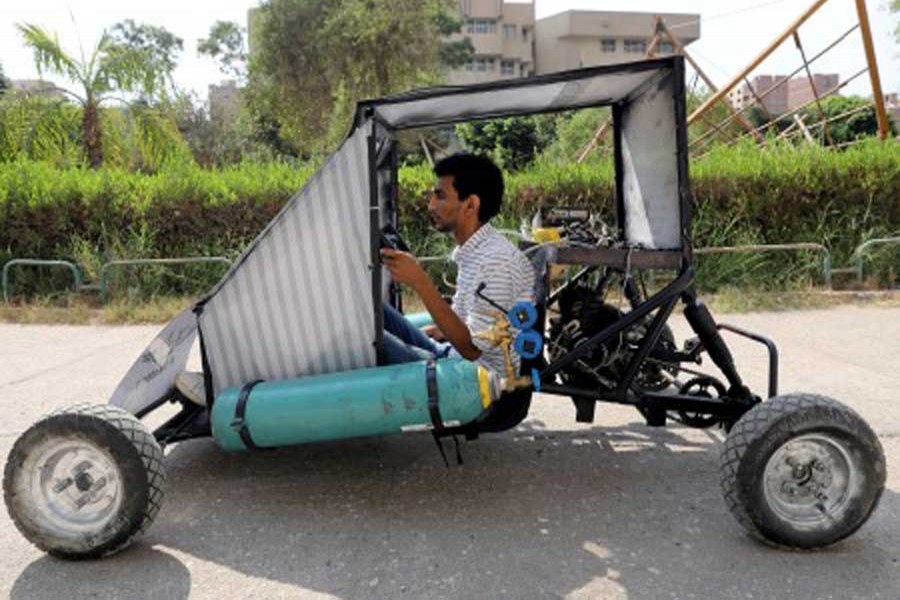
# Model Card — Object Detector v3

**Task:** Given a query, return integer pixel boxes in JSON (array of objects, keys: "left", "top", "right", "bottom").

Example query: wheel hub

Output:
[
  {"left": 764, "top": 434, "right": 854, "bottom": 524},
  {"left": 28, "top": 439, "right": 123, "bottom": 535},
  {"left": 74, "top": 471, "right": 94, "bottom": 492}
]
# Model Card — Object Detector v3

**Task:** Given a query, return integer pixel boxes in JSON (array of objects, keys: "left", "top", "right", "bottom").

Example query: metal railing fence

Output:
[{"left": 3, "top": 237, "right": 899, "bottom": 301}]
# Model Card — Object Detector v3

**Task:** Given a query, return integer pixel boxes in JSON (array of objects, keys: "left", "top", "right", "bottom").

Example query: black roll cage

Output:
[
  {"left": 151, "top": 57, "right": 777, "bottom": 444},
  {"left": 360, "top": 56, "right": 774, "bottom": 431}
]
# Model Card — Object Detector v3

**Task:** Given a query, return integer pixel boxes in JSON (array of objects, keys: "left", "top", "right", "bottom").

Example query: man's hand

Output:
[
  {"left": 381, "top": 249, "right": 429, "bottom": 290},
  {"left": 382, "top": 248, "right": 480, "bottom": 361},
  {"left": 422, "top": 323, "right": 446, "bottom": 341}
]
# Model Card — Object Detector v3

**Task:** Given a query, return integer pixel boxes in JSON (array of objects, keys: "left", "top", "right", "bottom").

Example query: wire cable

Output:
[{"left": 667, "top": 0, "right": 793, "bottom": 31}]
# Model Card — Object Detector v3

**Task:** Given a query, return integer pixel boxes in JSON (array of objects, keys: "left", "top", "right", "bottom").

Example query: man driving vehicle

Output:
[
  {"left": 380, "top": 153, "right": 536, "bottom": 376},
  {"left": 175, "top": 153, "right": 535, "bottom": 405}
]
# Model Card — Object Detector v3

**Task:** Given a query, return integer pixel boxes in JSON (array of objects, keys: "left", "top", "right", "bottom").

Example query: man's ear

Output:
[{"left": 467, "top": 194, "right": 482, "bottom": 221}]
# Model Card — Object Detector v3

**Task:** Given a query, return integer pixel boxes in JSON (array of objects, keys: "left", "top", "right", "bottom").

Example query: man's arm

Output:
[
  {"left": 381, "top": 249, "right": 481, "bottom": 360},
  {"left": 412, "top": 275, "right": 481, "bottom": 360}
]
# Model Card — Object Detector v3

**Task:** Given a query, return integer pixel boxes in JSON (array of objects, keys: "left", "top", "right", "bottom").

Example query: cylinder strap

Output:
[
  {"left": 231, "top": 379, "right": 264, "bottom": 450},
  {"left": 425, "top": 359, "right": 442, "bottom": 432},
  {"left": 426, "top": 359, "right": 455, "bottom": 467},
  {"left": 425, "top": 360, "right": 464, "bottom": 467}
]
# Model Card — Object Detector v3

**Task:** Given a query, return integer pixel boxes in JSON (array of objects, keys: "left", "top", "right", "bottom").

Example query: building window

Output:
[
  {"left": 503, "top": 24, "right": 517, "bottom": 39},
  {"left": 465, "top": 61, "right": 474, "bottom": 72},
  {"left": 501, "top": 60, "right": 515, "bottom": 75},
  {"left": 658, "top": 41, "right": 674, "bottom": 54},
  {"left": 474, "top": 58, "right": 495, "bottom": 72},
  {"left": 522, "top": 27, "right": 529, "bottom": 42},
  {"left": 466, "top": 19, "right": 496, "bottom": 34},
  {"left": 601, "top": 39, "right": 616, "bottom": 53},
  {"left": 624, "top": 39, "right": 647, "bottom": 54}
]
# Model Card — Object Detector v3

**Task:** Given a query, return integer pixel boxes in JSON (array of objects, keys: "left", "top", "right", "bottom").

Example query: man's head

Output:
[{"left": 429, "top": 153, "right": 503, "bottom": 236}]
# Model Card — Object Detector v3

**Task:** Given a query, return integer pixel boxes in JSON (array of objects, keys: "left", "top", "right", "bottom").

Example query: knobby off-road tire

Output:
[
  {"left": 720, "top": 394, "right": 885, "bottom": 549},
  {"left": 3, "top": 403, "right": 165, "bottom": 560}
]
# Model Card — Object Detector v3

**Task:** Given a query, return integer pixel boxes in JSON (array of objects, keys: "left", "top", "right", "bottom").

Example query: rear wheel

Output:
[
  {"left": 720, "top": 394, "right": 885, "bottom": 549},
  {"left": 3, "top": 404, "right": 165, "bottom": 559}
]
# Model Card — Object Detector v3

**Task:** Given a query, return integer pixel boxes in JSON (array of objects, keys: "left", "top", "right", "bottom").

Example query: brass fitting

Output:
[{"left": 474, "top": 310, "right": 533, "bottom": 391}]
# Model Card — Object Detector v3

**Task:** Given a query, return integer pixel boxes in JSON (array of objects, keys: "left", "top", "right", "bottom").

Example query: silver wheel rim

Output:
[
  {"left": 763, "top": 433, "right": 857, "bottom": 526},
  {"left": 24, "top": 437, "right": 124, "bottom": 536}
]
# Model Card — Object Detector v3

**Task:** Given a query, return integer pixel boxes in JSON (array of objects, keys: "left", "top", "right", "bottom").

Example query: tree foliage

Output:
[
  {"left": 799, "top": 95, "right": 889, "bottom": 145},
  {"left": 0, "top": 62, "right": 8, "bottom": 95},
  {"left": 893, "top": 0, "right": 899, "bottom": 42},
  {"left": 0, "top": 95, "right": 83, "bottom": 166},
  {"left": 17, "top": 22, "right": 182, "bottom": 167},
  {"left": 456, "top": 116, "right": 557, "bottom": 171},
  {"left": 108, "top": 19, "right": 184, "bottom": 92},
  {"left": 248, "top": 0, "right": 470, "bottom": 154},
  {"left": 558, "top": 110, "right": 613, "bottom": 163},
  {"left": 198, "top": 21, "right": 248, "bottom": 80},
  {"left": 432, "top": 8, "right": 474, "bottom": 69},
  {"left": 0, "top": 92, "right": 192, "bottom": 171}
]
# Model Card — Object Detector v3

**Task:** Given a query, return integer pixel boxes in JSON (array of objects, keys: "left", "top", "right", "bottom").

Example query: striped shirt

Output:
[{"left": 448, "top": 223, "right": 537, "bottom": 376}]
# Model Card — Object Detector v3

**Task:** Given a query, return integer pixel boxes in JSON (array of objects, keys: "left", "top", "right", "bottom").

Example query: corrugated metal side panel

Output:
[
  {"left": 620, "top": 71, "right": 682, "bottom": 250},
  {"left": 200, "top": 125, "right": 374, "bottom": 394}
]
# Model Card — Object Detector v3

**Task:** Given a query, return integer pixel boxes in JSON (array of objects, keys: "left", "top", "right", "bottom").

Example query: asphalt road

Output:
[{"left": 1, "top": 305, "right": 898, "bottom": 599}]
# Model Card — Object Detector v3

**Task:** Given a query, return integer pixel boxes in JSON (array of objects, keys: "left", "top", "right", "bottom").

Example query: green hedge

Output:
[{"left": 1, "top": 140, "right": 898, "bottom": 297}]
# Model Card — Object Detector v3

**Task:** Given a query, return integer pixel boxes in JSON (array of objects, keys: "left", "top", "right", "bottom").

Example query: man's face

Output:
[{"left": 427, "top": 175, "right": 465, "bottom": 233}]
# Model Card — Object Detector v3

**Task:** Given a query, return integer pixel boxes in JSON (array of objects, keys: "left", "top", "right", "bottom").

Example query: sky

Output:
[{"left": 1, "top": 0, "right": 897, "bottom": 103}]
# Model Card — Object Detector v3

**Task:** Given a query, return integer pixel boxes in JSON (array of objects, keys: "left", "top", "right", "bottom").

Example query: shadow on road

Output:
[
  {"left": 11, "top": 419, "right": 899, "bottom": 599},
  {"left": 11, "top": 546, "right": 190, "bottom": 600}
]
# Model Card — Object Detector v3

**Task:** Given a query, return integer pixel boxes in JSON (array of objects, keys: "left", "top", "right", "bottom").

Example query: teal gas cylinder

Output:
[
  {"left": 211, "top": 358, "right": 496, "bottom": 451},
  {"left": 404, "top": 312, "right": 434, "bottom": 328}
]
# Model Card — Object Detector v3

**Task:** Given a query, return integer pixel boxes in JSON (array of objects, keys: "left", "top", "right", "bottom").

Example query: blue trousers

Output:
[{"left": 382, "top": 305, "right": 452, "bottom": 364}]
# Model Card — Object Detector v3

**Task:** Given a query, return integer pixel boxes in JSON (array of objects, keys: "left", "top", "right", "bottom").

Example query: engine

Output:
[{"left": 547, "top": 278, "right": 674, "bottom": 393}]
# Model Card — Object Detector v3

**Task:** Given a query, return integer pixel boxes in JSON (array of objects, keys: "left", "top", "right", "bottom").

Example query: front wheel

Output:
[
  {"left": 3, "top": 403, "right": 165, "bottom": 559},
  {"left": 720, "top": 394, "right": 885, "bottom": 549}
]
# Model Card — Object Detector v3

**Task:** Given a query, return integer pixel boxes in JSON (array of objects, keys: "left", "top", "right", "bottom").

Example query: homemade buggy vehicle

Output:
[{"left": 4, "top": 57, "right": 885, "bottom": 559}]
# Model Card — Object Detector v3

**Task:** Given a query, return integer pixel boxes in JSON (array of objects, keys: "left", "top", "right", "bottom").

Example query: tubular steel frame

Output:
[
  {"left": 685, "top": 0, "right": 891, "bottom": 153},
  {"left": 576, "top": 1, "right": 890, "bottom": 162},
  {"left": 534, "top": 263, "right": 768, "bottom": 426}
]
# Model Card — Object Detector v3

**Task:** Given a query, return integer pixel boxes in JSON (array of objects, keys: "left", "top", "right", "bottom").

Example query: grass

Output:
[
  {"left": 1, "top": 288, "right": 897, "bottom": 326},
  {"left": 1, "top": 139, "right": 896, "bottom": 311},
  {"left": 0, "top": 294, "right": 196, "bottom": 325},
  {"left": 701, "top": 288, "right": 900, "bottom": 314}
]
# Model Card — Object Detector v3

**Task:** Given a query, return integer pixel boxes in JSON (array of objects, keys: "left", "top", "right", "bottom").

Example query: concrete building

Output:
[
  {"left": 728, "top": 75, "right": 788, "bottom": 114},
  {"left": 447, "top": 0, "right": 535, "bottom": 85},
  {"left": 787, "top": 73, "right": 839, "bottom": 111},
  {"left": 9, "top": 79, "right": 66, "bottom": 101},
  {"left": 533, "top": 10, "right": 700, "bottom": 74},
  {"left": 728, "top": 73, "right": 840, "bottom": 115},
  {"left": 208, "top": 80, "right": 242, "bottom": 124},
  {"left": 885, "top": 93, "right": 900, "bottom": 131},
  {"left": 446, "top": 4, "right": 700, "bottom": 84}
]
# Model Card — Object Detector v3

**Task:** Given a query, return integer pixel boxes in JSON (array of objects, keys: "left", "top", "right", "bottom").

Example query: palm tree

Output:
[{"left": 17, "top": 23, "right": 169, "bottom": 167}]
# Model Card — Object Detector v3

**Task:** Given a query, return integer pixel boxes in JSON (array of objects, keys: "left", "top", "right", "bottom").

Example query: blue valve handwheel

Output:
[
  {"left": 508, "top": 301, "right": 538, "bottom": 330},
  {"left": 514, "top": 329, "right": 543, "bottom": 360}
]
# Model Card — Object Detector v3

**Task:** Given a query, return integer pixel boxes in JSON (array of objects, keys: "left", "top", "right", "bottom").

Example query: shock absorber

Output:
[{"left": 681, "top": 292, "right": 750, "bottom": 400}]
